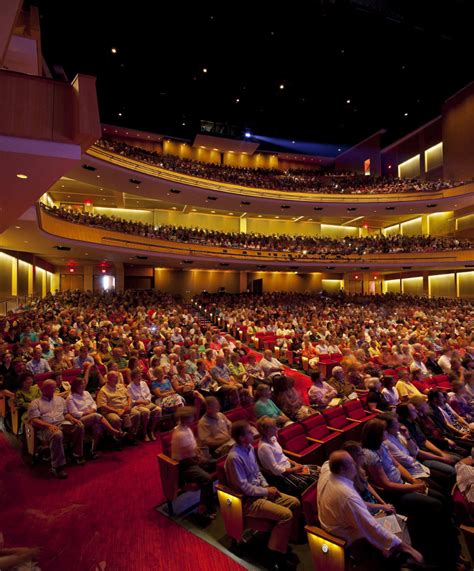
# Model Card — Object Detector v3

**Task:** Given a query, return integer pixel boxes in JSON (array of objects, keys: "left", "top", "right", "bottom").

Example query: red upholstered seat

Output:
[
  {"left": 430, "top": 374, "right": 450, "bottom": 389},
  {"left": 301, "top": 414, "right": 341, "bottom": 445},
  {"left": 342, "top": 400, "right": 377, "bottom": 422},
  {"left": 322, "top": 407, "right": 361, "bottom": 434},
  {"left": 301, "top": 481, "right": 319, "bottom": 526},
  {"left": 277, "top": 423, "right": 321, "bottom": 462},
  {"left": 225, "top": 407, "right": 250, "bottom": 423},
  {"left": 382, "top": 369, "right": 398, "bottom": 379}
]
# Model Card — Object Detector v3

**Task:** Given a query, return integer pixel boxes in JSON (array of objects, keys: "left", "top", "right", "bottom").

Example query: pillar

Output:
[
  {"left": 11, "top": 257, "right": 17, "bottom": 296},
  {"left": 421, "top": 215, "right": 429, "bottom": 236},
  {"left": 115, "top": 262, "right": 124, "bottom": 292},
  {"left": 239, "top": 217, "right": 247, "bottom": 233},
  {"left": 239, "top": 271, "right": 248, "bottom": 293},
  {"left": 422, "top": 272, "right": 429, "bottom": 297},
  {"left": 52, "top": 272, "right": 60, "bottom": 293},
  {"left": 28, "top": 264, "right": 34, "bottom": 296},
  {"left": 84, "top": 264, "right": 93, "bottom": 292}
]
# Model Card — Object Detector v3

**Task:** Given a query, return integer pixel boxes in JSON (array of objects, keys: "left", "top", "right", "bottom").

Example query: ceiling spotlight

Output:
[
  {"left": 279, "top": 84, "right": 285, "bottom": 90},
  {"left": 118, "top": 112, "right": 122, "bottom": 117},
  {"left": 244, "top": 132, "right": 251, "bottom": 138},
  {"left": 203, "top": 68, "right": 208, "bottom": 73},
  {"left": 236, "top": 98, "right": 240, "bottom": 103},
  {"left": 292, "top": 140, "right": 296, "bottom": 144},
  {"left": 15, "top": 225, "right": 21, "bottom": 229},
  {"left": 16, "top": 173, "right": 28, "bottom": 179},
  {"left": 346, "top": 99, "right": 351, "bottom": 104},
  {"left": 404, "top": 112, "right": 408, "bottom": 117}
]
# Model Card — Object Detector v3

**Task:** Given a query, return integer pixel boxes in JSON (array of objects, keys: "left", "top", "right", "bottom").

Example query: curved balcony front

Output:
[{"left": 37, "top": 206, "right": 474, "bottom": 271}]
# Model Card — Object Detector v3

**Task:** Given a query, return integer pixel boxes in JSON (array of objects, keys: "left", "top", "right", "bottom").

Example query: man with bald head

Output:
[
  {"left": 96, "top": 371, "right": 139, "bottom": 446},
  {"left": 28, "top": 379, "right": 85, "bottom": 478},
  {"left": 317, "top": 450, "right": 423, "bottom": 569},
  {"left": 258, "top": 349, "right": 285, "bottom": 384}
]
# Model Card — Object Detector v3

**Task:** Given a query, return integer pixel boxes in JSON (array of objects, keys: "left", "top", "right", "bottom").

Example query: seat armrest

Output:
[
  {"left": 216, "top": 483, "right": 244, "bottom": 499},
  {"left": 306, "top": 437, "right": 325, "bottom": 444},
  {"left": 282, "top": 448, "right": 305, "bottom": 461},
  {"left": 305, "top": 525, "right": 347, "bottom": 548},
  {"left": 346, "top": 417, "right": 363, "bottom": 423},
  {"left": 327, "top": 427, "right": 344, "bottom": 433}
]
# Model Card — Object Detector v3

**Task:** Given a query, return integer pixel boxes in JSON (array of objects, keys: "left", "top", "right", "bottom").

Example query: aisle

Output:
[{"left": 0, "top": 433, "right": 245, "bottom": 571}]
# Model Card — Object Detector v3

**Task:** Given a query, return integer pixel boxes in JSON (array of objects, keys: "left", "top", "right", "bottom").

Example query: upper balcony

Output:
[
  {"left": 37, "top": 204, "right": 474, "bottom": 272},
  {"left": 81, "top": 138, "right": 474, "bottom": 217}
]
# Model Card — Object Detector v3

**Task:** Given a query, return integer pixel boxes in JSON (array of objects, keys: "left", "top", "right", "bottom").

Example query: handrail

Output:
[
  {"left": 38, "top": 206, "right": 473, "bottom": 268},
  {"left": 86, "top": 146, "right": 474, "bottom": 203}
]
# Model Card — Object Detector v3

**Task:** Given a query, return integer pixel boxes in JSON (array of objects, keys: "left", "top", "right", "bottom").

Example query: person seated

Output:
[
  {"left": 327, "top": 366, "right": 357, "bottom": 399},
  {"left": 410, "top": 352, "right": 429, "bottom": 378},
  {"left": 171, "top": 406, "right": 216, "bottom": 519},
  {"left": 258, "top": 349, "right": 285, "bottom": 384},
  {"left": 317, "top": 450, "right": 422, "bottom": 569},
  {"left": 149, "top": 366, "right": 185, "bottom": 414},
  {"left": 428, "top": 389, "right": 474, "bottom": 442},
  {"left": 228, "top": 352, "right": 252, "bottom": 396},
  {"left": 449, "top": 380, "right": 474, "bottom": 423},
  {"left": 74, "top": 345, "right": 95, "bottom": 370},
  {"left": 341, "top": 441, "right": 398, "bottom": 515},
  {"left": 395, "top": 370, "right": 426, "bottom": 402},
  {"left": 366, "top": 378, "right": 391, "bottom": 413},
  {"left": 380, "top": 412, "right": 454, "bottom": 493},
  {"left": 96, "top": 371, "right": 140, "bottom": 446},
  {"left": 127, "top": 369, "right": 161, "bottom": 441},
  {"left": 26, "top": 345, "right": 51, "bottom": 375},
  {"left": 14, "top": 372, "right": 41, "bottom": 434},
  {"left": 273, "top": 375, "right": 314, "bottom": 421},
  {"left": 225, "top": 420, "right": 301, "bottom": 569},
  {"left": 53, "top": 372, "right": 71, "bottom": 399},
  {"left": 67, "top": 377, "right": 121, "bottom": 457},
  {"left": 197, "top": 396, "right": 234, "bottom": 457},
  {"left": 397, "top": 402, "right": 460, "bottom": 468},
  {"left": 210, "top": 355, "right": 241, "bottom": 406},
  {"left": 437, "top": 348, "right": 453, "bottom": 375},
  {"left": 254, "top": 384, "right": 291, "bottom": 427},
  {"left": 28, "top": 379, "right": 85, "bottom": 478},
  {"left": 301, "top": 339, "right": 319, "bottom": 369},
  {"left": 49, "top": 346, "right": 72, "bottom": 373},
  {"left": 361, "top": 419, "right": 462, "bottom": 568},
  {"left": 455, "top": 453, "right": 474, "bottom": 523},
  {"left": 381, "top": 375, "right": 400, "bottom": 409},
  {"left": 307, "top": 371, "right": 338, "bottom": 409},
  {"left": 245, "top": 353, "right": 265, "bottom": 386},
  {"left": 257, "top": 416, "right": 319, "bottom": 496},
  {"left": 110, "top": 347, "right": 131, "bottom": 384}
]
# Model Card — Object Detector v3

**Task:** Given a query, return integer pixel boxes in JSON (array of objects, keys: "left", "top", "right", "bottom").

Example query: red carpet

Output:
[{"left": 0, "top": 433, "right": 245, "bottom": 571}]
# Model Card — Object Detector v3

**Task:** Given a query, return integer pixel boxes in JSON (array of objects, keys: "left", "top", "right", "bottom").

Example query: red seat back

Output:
[
  {"left": 322, "top": 407, "right": 349, "bottom": 430},
  {"left": 301, "top": 483, "right": 318, "bottom": 526},
  {"left": 342, "top": 400, "right": 366, "bottom": 419},
  {"left": 301, "top": 414, "right": 331, "bottom": 439},
  {"left": 277, "top": 424, "right": 309, "bottom": 453}
]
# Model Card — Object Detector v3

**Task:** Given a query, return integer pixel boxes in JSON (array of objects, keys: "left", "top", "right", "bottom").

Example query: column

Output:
[
  {"left": 115, "top": 262, "right": 124, "bottom": 292},
  {"left": 84, "top": 264, "right": 93, "bottom": 291},
  {"left": 421, "top": 215, "right": 429, "bottom": 236},
  {"left": 11, "top": 257, "right": 17, "bottom": 296},
  {"left": 239, "top": 217, "right": 247, "bottom": 233},
  {"left": 28, "top": 264, "right": 34, "bottom": 296},
  {"left": 239, "top": 271, "right": 248, "bottom": 293},
  {"left": 52, "top": 272, "right": 60, "bottom": 293}
]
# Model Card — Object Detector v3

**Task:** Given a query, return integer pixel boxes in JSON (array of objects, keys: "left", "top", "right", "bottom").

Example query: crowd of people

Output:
[
  {"left": 96, "top": 138, "right": 462, "bottom": 195},
  {"left": 2, "top": 288, "right": 474, "bottom": 569},
  {"left": 42, "top": 204, "right": 472, "bottom": 256}
]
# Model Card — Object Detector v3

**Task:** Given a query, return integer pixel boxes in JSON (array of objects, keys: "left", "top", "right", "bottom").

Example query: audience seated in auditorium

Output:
[
  {"left": 224, "top": 420, "right": 300, "bottom": 569},
  {"left": 254, "top": 384, "right": 291, "bottom": 427},
  {"left": 28, "top": 379, "right": 85, "bottom": 478},
  {"left": 197, "top": 396, "right": 234, "bottom": 457}
]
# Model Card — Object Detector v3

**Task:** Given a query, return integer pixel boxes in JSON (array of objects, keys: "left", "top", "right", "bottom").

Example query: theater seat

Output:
[
  {"left": 301, "top": 479, "right": 347, "bottom": 571},
  {"left": 216, "top": 458, "right": 273, "bottom": 543},
  {"left": 301, "top": 414, "right": 342, "bottom": 457},
  {"left": 342, "top": 400, "right": 377, "bottom": 424},
  {"left": 277, "top": 423, "right": 322, "bottom": 463},
  {"left": 322, "top": 407, "right": 363, "bottom": 440}
]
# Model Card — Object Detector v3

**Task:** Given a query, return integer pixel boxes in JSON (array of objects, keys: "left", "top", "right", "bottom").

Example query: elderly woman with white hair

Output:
[{"left": 257, "top": 416, "right": 320, "bottom": 496}]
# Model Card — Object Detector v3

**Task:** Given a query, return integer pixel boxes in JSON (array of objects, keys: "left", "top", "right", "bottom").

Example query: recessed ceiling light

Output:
[
  {"left": 24, "top": 240, "right": 28, "bottom": 243},
  {"left": 111, "top": 48, "right": 117, "bottom": 54},
  {"left": 85, "top": 253, "right": 88, "bottom": 255},
  {"left": 275, "top": 216, "right": 279, "bottom": 219},
  {"left": 15, "top": 225, "right": 21, "bottom": 229},
  {"left": 258, "top": 215, "right": 262, "bottom": 218},
  {"left": 236, "top": 98, "right": 240, "bottom": 103},
  {"left": 118, "top": 112, "right": 122, "bottom": 117},
  {"left": 228, "top": 212, "right": 234, "bottom": 215},
  {"left": 404, "top": 112, "right": 408, "bottom": 117},
  {"left": 211, "top": 210, "right": 215, "bottom": 213},
  {"left": 16, "top": 173, "right": 28, "bottom": 179},
  {"left": 203, "top": 68, "right": 208, "bottom": 73},
  {"left": 346, "top": 99, "right": 351, "bottom": 104},
  {"left": 192, "top": 208, "right": 197, "bottom": 212},
  {"left": 172, "top": 207, "right": 177, "bottom": 210},
  {"left": 279, "top": 84, "right": 285, "bottom": 90}
]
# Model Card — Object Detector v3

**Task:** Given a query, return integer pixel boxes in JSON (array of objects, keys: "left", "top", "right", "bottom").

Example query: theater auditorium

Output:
[{"left": 1, "top": 2, "right": 474, "bottom": 570}]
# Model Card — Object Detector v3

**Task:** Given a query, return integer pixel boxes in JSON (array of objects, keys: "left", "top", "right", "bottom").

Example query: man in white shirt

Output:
[
  {"left": 258, "top": 350, "right": 285, "bottom": 383},
  {"left": 317, "top": 451, "right": 422, "bottom": 568},
  {"left": 437, "top": 349, "right": 452, "bottom": 374},
  {"left": 171, "top": 407, "right": 216, "bottom": 518},
  {"left": 29, "top": 380, "right": 85, "bottom": 478},
  {"left": 26, "top": 345, "right": 52, "bottom": 375}
]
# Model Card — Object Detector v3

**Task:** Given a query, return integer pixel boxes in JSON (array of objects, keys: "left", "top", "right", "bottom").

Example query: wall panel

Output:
[{"left": 429, "top": 273, "right": 455, "bottom": 298}]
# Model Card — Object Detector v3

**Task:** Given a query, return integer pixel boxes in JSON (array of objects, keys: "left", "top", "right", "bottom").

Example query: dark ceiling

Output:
[{"left": 39, "top": 0, "right": 473, "bottom": 153}]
